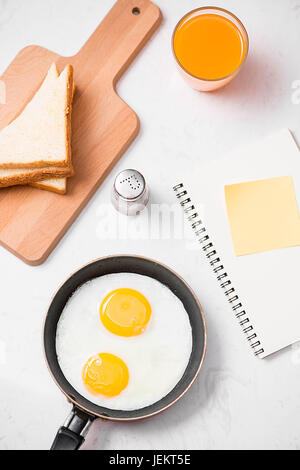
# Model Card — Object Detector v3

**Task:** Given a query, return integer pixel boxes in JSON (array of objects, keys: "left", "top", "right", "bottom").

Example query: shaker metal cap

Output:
[{"left": 114, "top": 169, "right": 146, "bottom": 200}]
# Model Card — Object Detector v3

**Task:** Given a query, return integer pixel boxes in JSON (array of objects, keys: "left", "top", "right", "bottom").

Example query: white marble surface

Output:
[{"left": 0, "top": 0, "right": 300, "bottom": 450}]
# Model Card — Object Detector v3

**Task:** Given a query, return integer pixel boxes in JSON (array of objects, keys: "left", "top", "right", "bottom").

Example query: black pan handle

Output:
[{"left": 51, "top": 405, "right": 95, "bottom": 450}]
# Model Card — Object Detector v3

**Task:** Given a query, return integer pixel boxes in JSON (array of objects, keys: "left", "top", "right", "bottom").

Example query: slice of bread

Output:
[
  {"left": 0, "top": 165, "right": 73, "bottom": 188},
  {"left": 30, "top": 177, "right": 67, "bottom": 195},
  {"left": 28, "top": 82, "right": 76, "bottom": 194},
  {"left": 0, "top": 63, "right": 73, "bottom": 169}
]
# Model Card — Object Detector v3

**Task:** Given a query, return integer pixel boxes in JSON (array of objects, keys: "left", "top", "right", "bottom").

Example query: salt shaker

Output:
[{"left": 111, "top": 169, "right": 149, "bottom": 216}]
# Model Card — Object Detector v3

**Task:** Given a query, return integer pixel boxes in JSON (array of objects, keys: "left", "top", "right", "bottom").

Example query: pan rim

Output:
[{"left": 43, "top": 254, "right": 207, "bottom": 421}]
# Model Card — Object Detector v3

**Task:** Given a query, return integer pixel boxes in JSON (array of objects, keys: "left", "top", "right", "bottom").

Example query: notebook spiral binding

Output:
[{"left": 173, "top": 183, "right": 264, "bottom": 357}]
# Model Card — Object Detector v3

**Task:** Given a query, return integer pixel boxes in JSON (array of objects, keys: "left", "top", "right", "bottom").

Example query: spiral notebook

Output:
[{"left": 173, "top": 129, "right": 300, "bottom": 358}]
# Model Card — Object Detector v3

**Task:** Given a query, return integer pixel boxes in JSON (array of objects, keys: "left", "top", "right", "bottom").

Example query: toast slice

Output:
[
  {"left": 0, "top": 63, "right": 73, "bottom": 169},
  {"left": 0, "top": 165, "right": 73, "bottom": 188},
  {"left": 28, "top": 82, "right": 76, "bottom": 194},
  {"left": 30, "top": 177, "right": 67, "bottom": 195}
]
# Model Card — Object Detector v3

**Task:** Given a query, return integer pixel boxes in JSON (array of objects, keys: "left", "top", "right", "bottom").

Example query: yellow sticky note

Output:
[{"left": 225, "top": 176, "right": 300, "bottom": 256}]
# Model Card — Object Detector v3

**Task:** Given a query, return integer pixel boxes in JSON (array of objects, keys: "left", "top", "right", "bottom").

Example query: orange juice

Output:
[{"left": 174, "top": 12, "right": 247, "bottom": 81}]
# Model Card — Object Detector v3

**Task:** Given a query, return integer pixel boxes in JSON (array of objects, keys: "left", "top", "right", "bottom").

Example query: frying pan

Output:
[{"left": 44, "top": 255, "right": 206, "bottom": 450}]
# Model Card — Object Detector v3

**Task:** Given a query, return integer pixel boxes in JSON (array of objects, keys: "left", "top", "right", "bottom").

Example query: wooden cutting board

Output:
[{"left": 0, "top": 0, "right": 161, "bottom": 265}]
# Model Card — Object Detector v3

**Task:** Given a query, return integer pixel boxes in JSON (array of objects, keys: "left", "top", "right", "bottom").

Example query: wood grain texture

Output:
[{"left": 0, "top": 0, "right": 161, "bottom": 265}]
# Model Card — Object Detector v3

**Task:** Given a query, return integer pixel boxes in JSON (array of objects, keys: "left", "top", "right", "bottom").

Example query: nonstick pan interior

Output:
[{"left": 44, "top": 255, "right": 206, "bottom": 421}]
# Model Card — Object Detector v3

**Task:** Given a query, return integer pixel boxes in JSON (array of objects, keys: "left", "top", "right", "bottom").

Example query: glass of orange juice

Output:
[{"left": 172, "top": 7, "right": 249, "bottom": 91}]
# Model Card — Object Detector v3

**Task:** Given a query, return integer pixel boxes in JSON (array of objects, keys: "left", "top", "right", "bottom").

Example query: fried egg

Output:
[
  {"left": 100, "top": 288, "right": 152, "bottom": 337},
  {"left": 56, "top": 273, "right": 192, "bottom": 411},
  {"left": 82, "top": 352, "right": 129, "bottom": 397}
]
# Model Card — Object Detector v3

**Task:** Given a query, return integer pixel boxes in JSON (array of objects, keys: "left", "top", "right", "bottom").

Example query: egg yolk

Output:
[
  {"left": 82, "top": 352, "right": 129, "bottom": 397},
  {"left": 100, "top": 288, "right": 151, "bottom": 337}
]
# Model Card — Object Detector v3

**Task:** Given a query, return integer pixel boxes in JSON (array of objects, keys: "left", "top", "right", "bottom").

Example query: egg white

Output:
[{"left": 56, "top": 273, "right": 193, "bottom": 411}]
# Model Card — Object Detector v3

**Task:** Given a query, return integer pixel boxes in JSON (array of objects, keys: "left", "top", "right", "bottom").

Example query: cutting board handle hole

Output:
[{"left": 132, "top": 7, "right": 140, "bottom": 15}]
